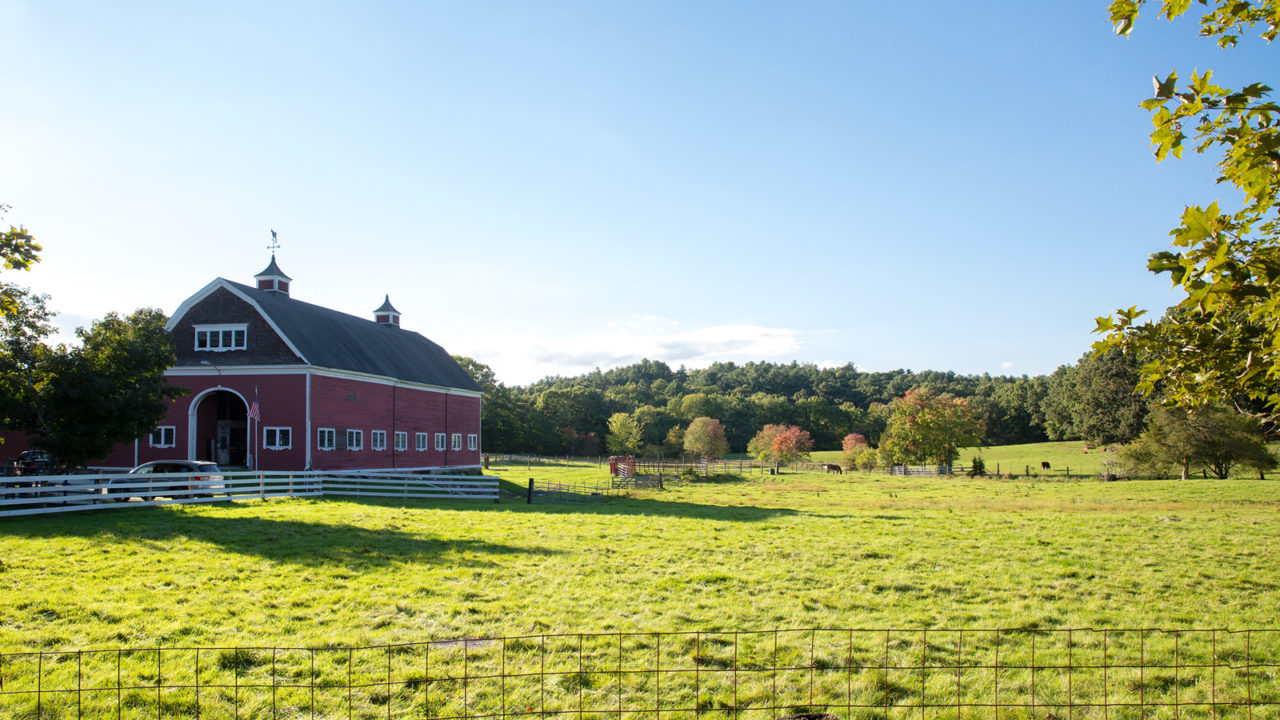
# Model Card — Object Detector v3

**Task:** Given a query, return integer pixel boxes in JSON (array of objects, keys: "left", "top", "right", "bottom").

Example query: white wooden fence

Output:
[{"left": 0, "top": 469, "right": 499, "bottom": 518}]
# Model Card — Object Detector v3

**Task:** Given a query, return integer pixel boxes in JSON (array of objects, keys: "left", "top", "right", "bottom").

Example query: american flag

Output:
[{"left": 248, "top": 387, "right": 261, "bottom": 422}]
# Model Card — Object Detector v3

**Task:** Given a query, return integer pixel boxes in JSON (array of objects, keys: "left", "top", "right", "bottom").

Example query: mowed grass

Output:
[
  {"left": 810, "top": 440, "right": 1115, "bottom": 476},
  {"left": 814, "top": 440, "right": 1280, "bottom": 478},
  {"left": 3, "top": 461, "right": 1278, "bottom": 656}
]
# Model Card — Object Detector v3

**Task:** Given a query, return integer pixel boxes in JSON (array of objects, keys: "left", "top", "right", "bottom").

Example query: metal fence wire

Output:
[{"left": 1, "top": 628, "right": 1277, "bottom": 719}]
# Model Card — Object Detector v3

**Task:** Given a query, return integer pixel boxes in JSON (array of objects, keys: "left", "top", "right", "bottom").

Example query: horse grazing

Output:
[
  {"left": 822, "top": 463, "right": 843, "bottom": 474},
  {"left": 1040, "top": 461, "right": 1051, "bottom": 471}
]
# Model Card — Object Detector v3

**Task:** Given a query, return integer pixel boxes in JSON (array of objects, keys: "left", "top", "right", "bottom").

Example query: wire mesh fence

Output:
[{"left": 2, "top": 628, "right": 1277, "bottom": 719}]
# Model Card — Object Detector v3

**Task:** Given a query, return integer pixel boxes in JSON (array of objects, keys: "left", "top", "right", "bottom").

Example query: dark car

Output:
[
  {"left": 108, "top": 461, "right": 225, "bottom": 498},
  {"left": 12, "top": 450, "right": 54, "bottom": 476}
]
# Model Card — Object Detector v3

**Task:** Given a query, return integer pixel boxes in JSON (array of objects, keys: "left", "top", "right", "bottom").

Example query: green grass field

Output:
[
  {"left": 2, "top": 459, "right": 1278, "bottom": 717},
  {"left": 813, "top": 440, "right": 1280, "bottom": 479}
]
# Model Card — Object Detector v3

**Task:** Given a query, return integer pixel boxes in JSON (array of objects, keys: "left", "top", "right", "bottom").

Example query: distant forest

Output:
[{"left": 459, "top": 351, "right": 1152, "bottom": 456}]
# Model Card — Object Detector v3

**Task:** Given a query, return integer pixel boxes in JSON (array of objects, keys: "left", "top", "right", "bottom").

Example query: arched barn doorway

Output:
[{"left": 189, "top": 389, "right": 249, "bottom": 468}]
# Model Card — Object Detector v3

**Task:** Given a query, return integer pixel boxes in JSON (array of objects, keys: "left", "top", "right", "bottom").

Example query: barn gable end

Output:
[{"left": 169, "top": 286, "right": 306, "bottom": 367}]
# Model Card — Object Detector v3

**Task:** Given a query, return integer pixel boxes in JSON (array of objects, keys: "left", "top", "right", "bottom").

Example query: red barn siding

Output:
[
  {"left": 7, "top": 371, "right": 480, "bottom": 472},
  {"left": 308, "top": 374, "right": 480, "bottom": 470},
  {"left": 96, "top": 372, "right": 308, "bottom": 470}
]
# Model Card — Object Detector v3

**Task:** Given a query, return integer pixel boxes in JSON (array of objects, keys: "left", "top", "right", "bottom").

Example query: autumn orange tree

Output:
[
  {"left": 747, "top": 424, "right": 814, "bottom": 470},
  {"left": 841, "top": 432, "right": 869, "bottom": 468},
  {"left": 880, "top": 389, "right": 984, "bottom": 467}
]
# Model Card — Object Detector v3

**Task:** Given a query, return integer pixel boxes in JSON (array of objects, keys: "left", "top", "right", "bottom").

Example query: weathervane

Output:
[{"left": 268, "top": 229, "right": 280, "bottom": 254}]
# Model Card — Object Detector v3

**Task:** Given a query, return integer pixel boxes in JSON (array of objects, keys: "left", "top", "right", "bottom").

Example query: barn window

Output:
[
  {"left": 394, "top": 431, "right": 408, "bottom": 452},
  {"left": 415, "top": 432, "right": 429, "bottom": 451},
  {"left": 149, "top": 426, "right": 176, "bottom": 448},
  {"left": 434, "top": 433, "right": 446, "bottom": 451},
  {"left": 263, "top": 427, "right": 291, "bottom": 450},
  {"left": 467, "top": 434, "right": 478, "bottom": 451},
  {"left": 317, "top": 428, "right": 336, "bottom": 451},
  {"left": 346, "top": 429, "right": 363, "bottom": 451},
  {"left": 371, "top": 430, "right": 387, "bottom": 451},
  {"left": 451, "top": 433, "right": 462, "bottom": 451},
  {"left": 194, "top": 324, "right": 247, "bottom": 352}
]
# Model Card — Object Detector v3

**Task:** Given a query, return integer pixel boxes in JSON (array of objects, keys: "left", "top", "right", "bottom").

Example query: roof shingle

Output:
[{"left": 225, "top": 280, "right": 480, "bottom": 392}]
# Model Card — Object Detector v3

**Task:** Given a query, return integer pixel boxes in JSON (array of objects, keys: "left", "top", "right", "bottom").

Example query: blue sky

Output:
[{"left": 1, "top": 1, "right": 1270, "bottom": 385}]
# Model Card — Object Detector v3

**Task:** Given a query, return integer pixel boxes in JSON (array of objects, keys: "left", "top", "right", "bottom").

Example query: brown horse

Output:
[{"left": 822, "top": 463, "right": 843, "bottom": 474}]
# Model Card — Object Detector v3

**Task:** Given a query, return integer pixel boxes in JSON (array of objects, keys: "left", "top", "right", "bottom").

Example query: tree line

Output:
[{"left": 456, "top": 349, "right": 1178, "bottom": 458}]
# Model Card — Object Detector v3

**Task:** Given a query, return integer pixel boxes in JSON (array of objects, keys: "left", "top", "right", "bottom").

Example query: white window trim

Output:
[
  {"left": 317, "top": 427, "right": 336, "bottom": 451},
  {"left": 434, "top": 433, "right": 446, "bottom": 451},
  {"left": 263, "top": 426, "right": 292, "bottom": 450},
  {"left": 394, "top": 431, "right": 408, "bottom": 452},
  {"left": 149, "top": 426, "right": 176, "bottom": 448},
  {"left": 194, "top": 323, "right": 248, "bottom": 352},
  {"left": 467, "top": 433, "right": 478, "bottom": 451},
  {"left": 346, "top": 429, "right": 363, "bottom": 451},
  {"left": 415, "top": 432, "right": 429, "bottom": 452},
  {"left": 451, "top": 433, "right": 462, "bottom": 451},
  {"left": 371, "top": 430, "right": 387, "bottom": 451}
]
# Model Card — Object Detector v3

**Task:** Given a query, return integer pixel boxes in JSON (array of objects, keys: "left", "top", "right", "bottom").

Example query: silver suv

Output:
[{"left": 109, "top": 461, "right": 225, "bottom": 497}]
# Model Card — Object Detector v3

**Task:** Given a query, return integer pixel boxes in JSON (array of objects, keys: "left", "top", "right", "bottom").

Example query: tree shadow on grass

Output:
[
  {"left": 328, "top": 492, "right": 796, "bottom": 522},
  {"left": 0, "top": 507, "right": 560, "bottom": 568}
]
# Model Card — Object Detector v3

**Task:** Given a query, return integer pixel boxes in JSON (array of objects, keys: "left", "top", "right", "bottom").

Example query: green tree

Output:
[
  {"left": 1, "top": 205, "right": 42, "bottom": 319},
  {"left": 676, "top": 392, "right": 723, "bottom": 422},
  {"left": 1, "top": 308, "right": 183, "bottom": 466},
  {"left": 1123, "top": 404, "right": 1277, "bottom": 479},
  {"left": 1041, "top": 348, "right": 1149, "bottom": 445},
  {"left": 605, "top": 411, "right": 645, "bottom": 456},
  {"left": 880, "top": 389, "right": 984, "bottom": 466},
  {"left": 663, "top": 425, "right": 685, "bottom": 458},
  {"left": 454, "top": 355, "right": 552, "bottom": 453},
  {"left": 1098, "top": 1, "right": 1280, "bottom": 420},
  {"left": 746, "top": 424, "right": 784, "bottom": 464},
  {"left": 682, "top": 416, "right": 728, "bottom": 462}
]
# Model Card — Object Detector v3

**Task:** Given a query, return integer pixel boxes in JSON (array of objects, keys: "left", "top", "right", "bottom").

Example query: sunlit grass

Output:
[{"left": 3, "top": 460, "right": 1277, "bottom": 657}]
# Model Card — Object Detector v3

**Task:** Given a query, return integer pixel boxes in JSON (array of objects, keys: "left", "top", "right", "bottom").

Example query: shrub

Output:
[
  {"left": 854, "top": 448, "right": 880, "bottom": 472},
  {"left": 967, "top": 456, "right": 987, "bottom": 478}
]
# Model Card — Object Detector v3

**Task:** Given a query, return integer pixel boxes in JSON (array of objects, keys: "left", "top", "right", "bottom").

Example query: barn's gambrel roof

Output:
[{"left": 167, "top": 278, "right": 481, "bottom": 393}]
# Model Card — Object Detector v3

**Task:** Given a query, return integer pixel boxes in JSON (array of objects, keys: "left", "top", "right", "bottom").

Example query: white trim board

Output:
[{"left": 166, "top": 365, "right": 483, "bottom": 398}]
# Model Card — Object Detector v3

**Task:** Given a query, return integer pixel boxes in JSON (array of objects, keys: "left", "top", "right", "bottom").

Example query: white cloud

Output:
[
  {"left": 465, "top": 316, "right": 804, "bottom": 385},
  {"left": 1001, "top": 361, "right": 1014, "bottom": 370}
]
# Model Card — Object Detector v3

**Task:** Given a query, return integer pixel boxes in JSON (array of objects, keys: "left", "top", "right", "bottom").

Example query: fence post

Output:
[{"left": 527, "top": 479, "right": 534, "bottom": 504}]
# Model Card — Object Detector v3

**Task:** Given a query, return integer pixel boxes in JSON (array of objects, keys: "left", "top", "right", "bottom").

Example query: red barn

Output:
[{"left": 93, "top": 256, "right": 484, "bottom": 471}]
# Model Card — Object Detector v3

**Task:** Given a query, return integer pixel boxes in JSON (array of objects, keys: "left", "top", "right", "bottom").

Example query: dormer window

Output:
[{"left": 195, "top": 324, "right": 248, "bottom": 352}]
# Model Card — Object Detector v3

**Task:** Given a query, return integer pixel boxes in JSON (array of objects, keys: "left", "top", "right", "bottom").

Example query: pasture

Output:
[
  {"left": 2, "top": 461, "right": 1278, "bottom": 717},
  {"left": 3, "top": 462, "right": 1278, "bottom": 648}
]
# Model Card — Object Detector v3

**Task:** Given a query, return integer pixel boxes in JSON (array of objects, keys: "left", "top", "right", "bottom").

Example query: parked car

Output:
[
  {"left": 108, "top": 461, "right": 225, "bottom": 498},
  {"left": 11, "top": 450, "right": 55, "bottom": 476}
]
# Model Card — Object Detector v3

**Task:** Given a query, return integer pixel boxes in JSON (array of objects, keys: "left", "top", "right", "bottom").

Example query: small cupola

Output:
[
  {"left": 255, "top": 254, "right": 292, "bottom": 296},
  {"left": 374, "top": 295, "right": 401, "bottom": 327}
]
